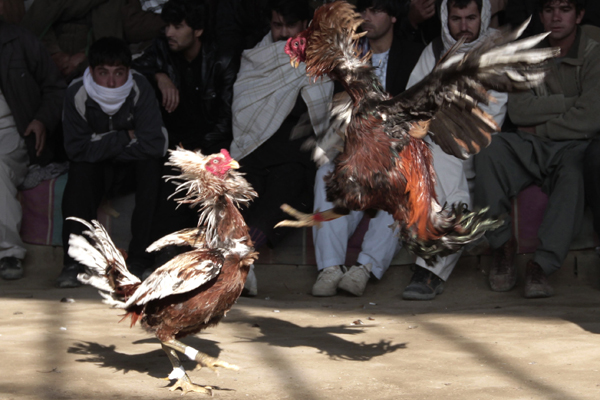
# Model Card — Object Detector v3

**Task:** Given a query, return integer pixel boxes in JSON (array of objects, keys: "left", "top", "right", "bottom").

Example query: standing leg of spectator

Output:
[
  {"left": 58, "top": 161, "right": 107, "bottom": 287},
  {"left": 474, "top": 131, "right": 538, "bottom": 249},
  {"left": 312, "top": 162, "right": 363, "bottom": 296},
  {"left": 128, "top": 158, "right": 163, "bottom": 277},
  {"left": 0, "top": 140, "right": 28, "bottom": 280},
  {"left": 533, "top": 141, "right": 587, "bottom": 275},
  {"left": 583, "top": 136, "right": 600, "bottom": 237},
  {"left": 405, "top": 141, "right": 471, "bottom": 300},
  {"left": 356, "top": 211, "right": 399, "bottom": 280},
  {"left": 243, "top": 162, "right": 315, "bottom": 248}
]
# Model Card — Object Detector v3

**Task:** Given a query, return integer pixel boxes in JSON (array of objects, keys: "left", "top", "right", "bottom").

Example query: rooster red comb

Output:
[{"left": 220, "top": 148, "right": 232, "bottom": 160}]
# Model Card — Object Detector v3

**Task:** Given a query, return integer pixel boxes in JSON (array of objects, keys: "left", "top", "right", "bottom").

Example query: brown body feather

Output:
[{"left": 282, "top": 1, "right": 557, "bottom": 262}]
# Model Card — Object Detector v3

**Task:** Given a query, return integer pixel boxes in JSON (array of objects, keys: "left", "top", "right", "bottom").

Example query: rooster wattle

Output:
[
  {"left": 277, "top": 1, "right": 559, "bottom": 262},
  {"left": 67, "top": 148, "right": 258, "bottom": 395}
]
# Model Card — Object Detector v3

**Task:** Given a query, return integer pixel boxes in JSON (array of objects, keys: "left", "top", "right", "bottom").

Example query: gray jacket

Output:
[{"left": 508, "top": 26, "right": 600, "bottom": 140}]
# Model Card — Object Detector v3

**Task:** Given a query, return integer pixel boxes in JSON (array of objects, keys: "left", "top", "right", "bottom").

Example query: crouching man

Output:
[{"left": 57, "top": 37, "right": 168, "bottom": 287}]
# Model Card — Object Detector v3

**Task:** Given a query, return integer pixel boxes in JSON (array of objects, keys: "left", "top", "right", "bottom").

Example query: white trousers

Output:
[
  {"left": 0, "top": 139, "right": 28, "bottom": 260},
  {"left": 415, "top": 141, "right": 472, "bottom": 281},
  {"left": 312, "top": 162, "right": 400, "bottom": 279}
]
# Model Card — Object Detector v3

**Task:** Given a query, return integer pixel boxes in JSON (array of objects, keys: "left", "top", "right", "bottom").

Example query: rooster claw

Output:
[
  {"left": 169, "top": 378, "right": 213, "bottom": 395},
  {"left": 275, "top": 204, "right": 321, "bottom": 228}
]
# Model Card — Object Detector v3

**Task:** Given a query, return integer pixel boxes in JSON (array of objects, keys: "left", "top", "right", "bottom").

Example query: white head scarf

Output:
[
  {"left": 440, "top": 0, "right": 494, "bottom": 54},
  {"left": 83, "top": 67, "right": 134, "bottom": 115}
]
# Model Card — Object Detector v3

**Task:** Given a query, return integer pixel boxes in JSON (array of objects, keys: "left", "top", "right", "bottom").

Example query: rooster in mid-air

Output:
[
  {"left": 278, "top": 1, "right": 559, "bottom": 262},
  {"left": 68, "top": 148, "right": 258, "bottom": 395}
]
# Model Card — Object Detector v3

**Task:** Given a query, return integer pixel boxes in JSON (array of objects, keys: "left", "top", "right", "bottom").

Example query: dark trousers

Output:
[
  {"left": 62, "top": 158, "right": 162, "bottom": 267},
  {"left": 584, "top": 136, "right": 600, "bottom": 236},
  {"left": 474, "top": 131, "right": 587, "bottom": 274}
]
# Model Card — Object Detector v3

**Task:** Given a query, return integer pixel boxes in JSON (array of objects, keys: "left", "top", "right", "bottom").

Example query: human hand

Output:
[
  {"left": 408, "top": 0, "right": 436, "bottom": 29},
  {"left": 128, "top": 130, "right": 136, "bottom": 140},
  {"left": 155, "top": 72, "right": 179, "bottom": 113},
  {"left": 52, "top": 51, "right": 86, "bottom": 77},
  {"left": 24, "top": 119, "right": 46, "bottom": 157}
]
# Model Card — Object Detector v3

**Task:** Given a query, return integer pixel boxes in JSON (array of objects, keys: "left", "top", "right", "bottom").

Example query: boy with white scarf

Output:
[{"left": 57, "top": 37, "right": 168, "bottom": 288}]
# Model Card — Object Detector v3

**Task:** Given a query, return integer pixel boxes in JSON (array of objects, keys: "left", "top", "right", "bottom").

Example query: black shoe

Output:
[
  {"left": 488, "top": 237, "right": 517, "bottom": 292},
  {"left": 55, "top": 264, "right": 83, "bottom": 288},
  {"left": 523, "top": 260, "right": 554, "bottom": 298},
  {"left": 402, "top": 266, "right": 445, "bottom": 300},
  {"left": 0, "top": 257, "right": 24, "bottom": 280}
]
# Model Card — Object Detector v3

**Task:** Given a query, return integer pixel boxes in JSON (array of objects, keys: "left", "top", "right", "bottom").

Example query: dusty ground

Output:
[{"left": 2, "top": 244, "right": 600, "bottom": 400}]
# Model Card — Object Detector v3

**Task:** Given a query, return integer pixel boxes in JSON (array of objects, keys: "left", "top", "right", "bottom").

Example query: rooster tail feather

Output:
[
  {"left": 403, "top": 204, "right": 503, "bottom": 264},
  {"left": 67, "top": 217, "right": 141, "bottom": 307}
]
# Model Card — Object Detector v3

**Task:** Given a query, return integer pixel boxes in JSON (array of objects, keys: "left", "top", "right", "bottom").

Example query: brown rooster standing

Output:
[
  {"left": 278, "top": 1, "right": 559, "bottom": 262},
  {"left": 67, "top": 148, "right": 258, "bottom": 395}
]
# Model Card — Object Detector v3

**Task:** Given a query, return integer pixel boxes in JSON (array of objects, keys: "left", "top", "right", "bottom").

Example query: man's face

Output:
[
  {"left": 270, "top": 10, "right": 307, "bottom": 42},
  {"left": 90, "top": 65, "right": 130, "bottom": 88},
  {"left": 165, "top": 20, "right": 203, "bottom": 52},
  {"left": 448, "top": 1, "right": 481, "bottom": 43},
  {"left": 360, "top": 7, "right": 396, "bottom": 41},
  {"left": 539, "top": 0, "right": 584, "bottom": 43}
]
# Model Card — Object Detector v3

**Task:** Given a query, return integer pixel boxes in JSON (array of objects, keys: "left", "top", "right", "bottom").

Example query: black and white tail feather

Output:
[{"left": 67, "top": 217, "right": 139, "bottom": 307}]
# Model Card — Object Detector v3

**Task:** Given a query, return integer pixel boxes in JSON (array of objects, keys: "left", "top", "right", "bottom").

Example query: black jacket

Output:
[
  {"left": 386, "top": 33, "right": 426, "bottom": 97},
  {"left": 0, "top": 21, "right": 66, "bottom": 165},
  {"left": 133, "top": 37, "right": 238, "bottom": 153}
]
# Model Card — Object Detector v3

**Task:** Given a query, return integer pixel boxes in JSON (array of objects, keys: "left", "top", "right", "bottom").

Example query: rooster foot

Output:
[
  {"left": 194, "top": 353, "right": 239, "bottom": 373},
  {"left": 169, "top": 378, "right": 213, "bottom": 396},
  {"left": 275, "top": 204, "right": 321, "bottom": 228}
]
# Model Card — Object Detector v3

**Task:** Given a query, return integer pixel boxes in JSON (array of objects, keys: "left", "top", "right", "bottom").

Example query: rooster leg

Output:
[
  {"left": 161, "top": 343, "right": 213, "bottom": 395},
  {"left": 275, "top": 204, "right": 346, "bottom": 228},
  {"left": 162, "top": 339, "right": 239, "bottom": 373}
]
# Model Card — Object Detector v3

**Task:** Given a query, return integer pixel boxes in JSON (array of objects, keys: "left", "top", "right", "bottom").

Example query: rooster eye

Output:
[
  {"left": 293, "top": 42, "right": 298, "bottom": 48},
  {"left": 212, "top": 159, "right": 219, "bottom": 164}
]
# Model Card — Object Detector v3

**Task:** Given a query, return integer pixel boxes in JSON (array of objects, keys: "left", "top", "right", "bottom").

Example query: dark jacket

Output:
[
  {"left": 386, "top": 34, "right": 426, "bottom": 96},
  {"left": 0, "top": 21, "right": 66, "bottom": 165},
  {"left": 63, "top": 71, "right": 167, "bottom": 163},
  {"left": 133, "top": 37, "right": 238, "bottom": 153}
]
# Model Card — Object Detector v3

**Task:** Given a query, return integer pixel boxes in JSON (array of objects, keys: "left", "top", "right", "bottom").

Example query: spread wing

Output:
[
  {"left": 378, "top": 20, "right": 559, "bottom": 159},
  {"left": 124, "top": 249, "right": 224, "bottom": 307},
  {"left": 146, "top": 227, "right": 207, "bottom": 252},
  {"left": 302, "top": 91, "right": 352, "bottom": 166}
]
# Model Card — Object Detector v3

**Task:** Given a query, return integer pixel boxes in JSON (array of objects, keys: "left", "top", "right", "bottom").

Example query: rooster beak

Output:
[
  {"left": 290, "top": 59, "right": 300, "bottom": 68},
  {"left": 229, "top": 160, "right": 240, "bottom": 170}
]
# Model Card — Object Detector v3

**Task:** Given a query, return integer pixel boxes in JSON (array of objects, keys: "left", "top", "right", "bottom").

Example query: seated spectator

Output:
[
  {"left": 132, "top": 0, "right": 238, "bottom": 276},
  {"left": 311, "top": 0, "right": 424, "bottom": 297},
  {"left": 230, "top": 0, "right": 334, "bottom": 295},
  {"left": 21, "top": 0, "right": 165, "bottom": 83},
  {"left": 402, "top": 0, "right": 508, "bottom": 300},
  {"left": 400, "top": 0, "right": 442, "bottom": 45},
  {"left": 212, "top": 0, "right": 272, "bottom": 61},
  {"left": 58, "top": 37, "right": 167, "bottom": 287},
  {"left": 0, "top": 1, "right": 66, "bottom": 281},
  {"left": 474, "top": 0, "right": 600, "bottom": 298}
]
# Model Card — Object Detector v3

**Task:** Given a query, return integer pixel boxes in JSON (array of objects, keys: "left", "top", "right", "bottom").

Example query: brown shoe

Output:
[
  {"left": 523, "top": 260, "right": 554, "bottom": 298},
  {"left": 488, "top": 237, "right": 517, "bottom": 291}
]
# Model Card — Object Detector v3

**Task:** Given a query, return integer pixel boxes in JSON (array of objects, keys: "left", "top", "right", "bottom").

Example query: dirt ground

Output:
[{"left": 2, "top": 244, "right": 600, "bottom": 400}]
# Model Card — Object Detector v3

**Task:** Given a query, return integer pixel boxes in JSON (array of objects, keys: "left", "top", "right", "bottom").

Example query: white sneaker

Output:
[
  {"left": 312, "top": 265, "right": 347, "bottom": 297},
  {"left": 243, "top": 264, "right": 258, "bottom": 296},
  {"left": 338, "top": 263, "right": 372, "bottom": 296}
]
